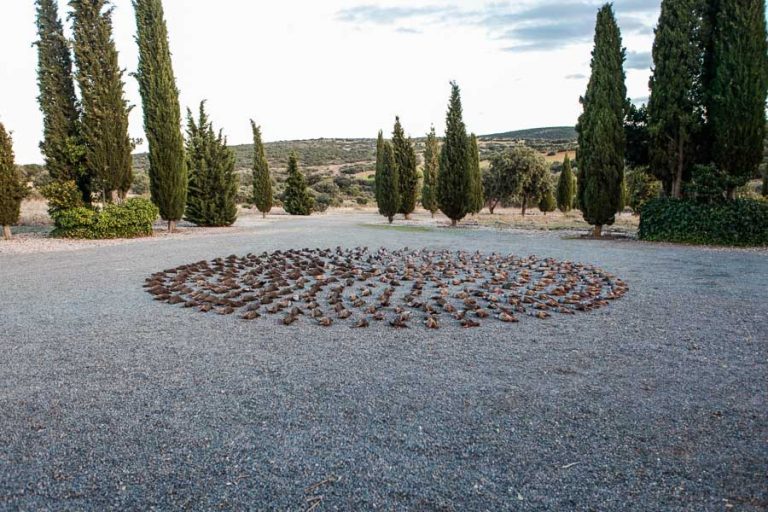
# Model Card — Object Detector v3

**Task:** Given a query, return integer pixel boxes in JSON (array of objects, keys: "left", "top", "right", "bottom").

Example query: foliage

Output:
[
  {"left": 538, "top": 181, "right": 557, "bottom": 214},
  {"left": 626, "top": 168, "right": 662, "bottom": 213},
  {"left": 185, "top": 102, "right": 238, "bottom": 227},
  {"left": 438, "top": 82, "right": 472, "bottom": 225},
  {"left": 556, "top": 154, "right": 575, "bottom": 213},
  {"left": 134, "top": 0, "right": 187, "bottom": 225},
  {"left": 70, "top": 0, "right": 133, "bottom": 200},
  {"left": 684, "top": 163, "right": 730, "bottom": 204},
  {"left": 40, "top": 180, "right": 83, "bottom": 216},
  {"left": 486, "top": 146, "right": 549, "bottom": 216},
  {"left": 283, "top": 153, "right": 314, "bottom": 215},
  {"left": 625, "top": 102, "right": 650, "bottom": 169},
  {"left": 374, "top": 130, "right": 384, "bottom": 206},
  {"left": 250, "top": 120, "right": 273, "bottom": 217},
  {"left": 705, "top": 0, "right": 768, "bottom": 195},
  {"left": 377, "top": 141, "right": 400, "bottom": 223},
  {"left": 0, "top": 124, "right": 28, "bottom": 232},
  {"left": 51, "top": 197, "right": 158, "bottom": 239},
  {"left": 576, "top": 4, "right": 626, "bottom": 233},
  {"left": 131, "top": 171, "right": 150, "bottom": 195},
  {"left": 35, "top": 0, "right": 88, "bottom": 200},
  {"left": 392, "top": 117, "right": 418, "bottom": 217},
  {"left": 639, "top": 198, "right": 768, "bottom": 246},
  {"left": 421, "top": 126, "right": 439, "bottom": 215},
  {"left": 468, "top": 134, "right": 484, "bottom": 213}
]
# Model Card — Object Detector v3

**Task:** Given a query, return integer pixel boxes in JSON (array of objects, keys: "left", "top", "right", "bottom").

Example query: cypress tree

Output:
[
  {"left": 392, "top": 117, "right": 417, "bottom": 218},
  {"left": 538, "top": 183, "right": 557, "bottom": 216},
  {"left": 647, "top": 0, "right": 702, "bottom": 198},
  {"left": 421, "top": 126, "right": 439, "bottom": 217},
  {"left": 184, "top": 102, "right": 238, "bottom": 227},
  {"left": 283, "top": 153, "right": 314, "bottom": 215},
  {"left": 557, "top": 154, "right": 575, "bottom": 213},
  {"left": 706, "top": 0, "right": 768, "bottom": 197},
  {"left": 70, "top": 0, "right": 133, "bottom": 202},
  {"left": 468, "top": 133, "right": 484, "bottom": 214},
  {"left": 35, "top": 0, "right": 88, "bottom": 201},
  {"left": 438, "top": 81, "right": 472, "bottom": 226},
  {"left": 377, "top": 141, "right": 400, "bottom": 223},
  {"left": 134, "top": 0, "right": 187, "bottom": 232},
  {"left": 0, "top": 123, "right": 27, "bottom": 240},
  {"left": 576, "top": 4, "right": 627, "bottom": 237},
  {"left": 374, "top": 130, "right": 384, "bottom": 206},
  {"left": 250, "top": 120, "right": 272, "bottom": 218}
]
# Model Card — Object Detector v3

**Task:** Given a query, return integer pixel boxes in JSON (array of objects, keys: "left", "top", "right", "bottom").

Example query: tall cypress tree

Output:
[
  {"left": 392, "top": 117, "right": 417, "bottom": 219},
  {"left": 283, "top": 153, "right": 314, "bottom": 215},
  {"left": 185, "top": 102, "right": 238, "bottom": 227},
  {"left": 438, "top": 82, "right": 472, "bottom": 226},
  {"left": 0, "top": 123, "right": 26, "bottom": 241},
  {"left": 134, "top": 0, "right": 187, "bottom": 231},
  {"left": 647, "top": 0, "right": 702, "bottom": 198},
  {"left": 70, "top": 0, "right": 133, "bottom": 202},
  {"left": 35, "top": 0, "right": 88, "bottom": 201},
  {"left": 557, "top": 154, "right": 575, "bottom": 213},
  {"left": 421, "top": 126, "right": 439, "bottom": 217},
  {"left": 377, "top": 141, "right": 400, "bottom": 223},
  {"left": 468, "top": 133, "right": 484, "bottom": 214},
  {"left": 374, "top": 130, "right": 384, "bottom": 206},
  {"left": 576, "top": 4, "right": 626, "bottom": 237},
  {"left": 706, "top": 0, "right": 768, "bottom": 197},
  {"left": 250, "top": 121, "right": 273, "bottom": 218}
]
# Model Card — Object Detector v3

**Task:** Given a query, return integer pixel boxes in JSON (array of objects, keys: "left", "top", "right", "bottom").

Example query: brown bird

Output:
[
  {"left": 425, "top": 316, "right": 439, "bottom": 329},
  {"left": 461, "top": 318, "right": 480, "bottom": 328},
  {"left": 317, "top": 316, "right": 333, "bottom": 327},
  {"left": 498, "top": 311, "right": 518, "bottom": 323},
  {"left": 354, "top": 317, "right": 370, "bottom": 328}
]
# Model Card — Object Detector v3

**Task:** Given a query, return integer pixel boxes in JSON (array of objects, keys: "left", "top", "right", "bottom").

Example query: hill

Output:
[{"left": 478, "top": 126, "right": 577, "bottom": 141}]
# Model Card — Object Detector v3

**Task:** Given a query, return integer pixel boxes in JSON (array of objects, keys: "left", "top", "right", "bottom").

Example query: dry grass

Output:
[
  {"left": 467, "top": 208, "right": 639, "bottom": 234},
  {"left": 18, "top": 200, "right": 52, "bottom": 227}
]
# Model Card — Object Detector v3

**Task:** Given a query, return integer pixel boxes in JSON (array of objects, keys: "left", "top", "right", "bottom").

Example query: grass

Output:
[{"left": 469, "top": 209, "right": 640, "bottom": 234}]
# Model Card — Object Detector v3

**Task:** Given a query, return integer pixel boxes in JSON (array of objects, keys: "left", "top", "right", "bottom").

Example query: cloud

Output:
[
  {"left": 565, "top": 73, "right": 587, "bottom": 80},
  {"left": 337, "top": 1, "right": 660, "bottom": 53},
  {"left": 396, "top": 27, "right": 423, "bottom": 35},
  {"left": 625, "top": 50, "right": 652, "bottom": 70}
]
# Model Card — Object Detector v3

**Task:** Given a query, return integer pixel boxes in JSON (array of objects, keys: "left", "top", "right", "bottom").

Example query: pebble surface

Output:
[{"left": 1, "top": 213, "right": 766, "bottom": 511}]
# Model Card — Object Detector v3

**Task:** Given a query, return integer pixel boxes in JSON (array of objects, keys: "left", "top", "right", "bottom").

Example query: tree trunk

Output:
[
  {"left": 262, "top": 211, "right": 267, "bottom": 219},
  {"left": 672, "top": 136, "right": 685, "bottom": 199},
  {"left": 451, "top": 219, "right": 457, "bottom": 227},
  {"left": 404, "top": 213, "right": 411, "bottom": 220},
  {"left": 593, "top": 225, "right": 602, "bottom": 238},
  {"left": 168, "top": 220, "right": 176, "bottom": 233},
  {"left": 521, "top": 197, "right": 527, "bottom": 217},
  {"left": 430, "top": 211, "right": 435, "bottom": 219},
  {"left": 388, "top": 216, "right": 393, "bottom": 224},
  {"left": 2, "top": 225, "right": 11, "bottom": 240}
]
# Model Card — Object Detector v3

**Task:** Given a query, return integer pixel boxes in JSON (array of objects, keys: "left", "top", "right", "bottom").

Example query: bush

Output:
[
  {"left": 639, "top": 198, "right": 768, "bottom": 246},
  {"left": 356, "top": 197, "right": 368, "bottom": 205},
  {"left": 626, "top": 168, "right": 662, "bottom": 213},
  {"left": 52, "top": 198, "right": 159, "bottom": 239},
  {"left": 40, "top": 180, "right": 84, "bottom": 216}
]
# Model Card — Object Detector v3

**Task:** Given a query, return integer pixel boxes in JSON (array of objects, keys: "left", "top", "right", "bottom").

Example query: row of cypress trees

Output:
[{"left": 375, "top": 82, "right": 483, "bottom": 226}]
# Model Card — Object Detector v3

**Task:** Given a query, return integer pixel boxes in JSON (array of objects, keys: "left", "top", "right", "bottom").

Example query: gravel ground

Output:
[{"left": 1, "top": 213, "right": 766, "bottom": 511}]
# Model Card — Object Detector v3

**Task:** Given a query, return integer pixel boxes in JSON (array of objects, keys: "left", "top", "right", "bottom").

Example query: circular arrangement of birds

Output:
[{"left": 145, "top": 247, "right": 628, "bottom": 329}]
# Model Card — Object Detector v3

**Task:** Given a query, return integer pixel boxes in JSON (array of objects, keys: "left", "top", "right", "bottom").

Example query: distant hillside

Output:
[{"left": 479, "top": 126, "right": 577, "bottom": 141}]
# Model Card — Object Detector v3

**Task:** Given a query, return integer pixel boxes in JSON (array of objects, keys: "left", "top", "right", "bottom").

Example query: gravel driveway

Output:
[{"left": 1, "top": 213, "right": 766, "bottom": 511}]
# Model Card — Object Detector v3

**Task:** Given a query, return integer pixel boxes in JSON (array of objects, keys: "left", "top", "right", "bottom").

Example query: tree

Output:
[
  {"left": 647, "top": 0, "right": 702, "bottom": 198},
  {"left": 486, "top": 146, "right": 548, "bottom": 216},
  {"left": 0, "top": 124, "right": 27, "bottom": 240},
  {"left": 538, "top": 180, "right": 557, "bottom": 215},
  {"left": 482, "top": 166, "right": 504, "bottom": 215},
  {"left": 576, "top": 4, "right": 627, "bottom": 237},
  {"left": 374, "top": 130, "right": 385, "bottom": 206},
  {"left": 421, "top": 126, "right": 439, "bottom": 217},
  {"left": 626, "top": 167, "right": 662, "bottom": 213},
  {"left": 134, "top": 0, "right": 187, "bottom": 231},
  {"left": 35, "top": 0, "right": 88, "bottom": 202},
  {"left": 70, "top": 0, "right": 133, "bottom": 202},
  {"left": 283, "top": 153, "right": 314, "bottom": 215},
  {"left": 625, "top": 102, "right": 650, "bottom": 169},
  {"left": 392, "top": 117, "right": 418, "bottom": 218},
  {"left": 705, "top": 0, "right": 768, "bottom": 197},
  {"left": 377, "top": 141, "right": 400, "bottom": 223},
  {"left": 557, "top": 154, "right": 575, "bottom": 213},
  {"left": 468, "top": 134, "right": 484, "bottom": 214},
  {"left": 184, "top": 102, "right": 238, "bottom": 227},
  {"left": 250, "top": 121, "right": 272, "bottom": 218},
  {"left": 437, "top": 81, "right": 472, "bottom": 226}
]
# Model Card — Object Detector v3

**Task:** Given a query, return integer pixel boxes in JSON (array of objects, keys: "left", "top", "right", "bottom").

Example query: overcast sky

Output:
[{"left": 0, "top": 0, "right": 660, "bottom": 164}]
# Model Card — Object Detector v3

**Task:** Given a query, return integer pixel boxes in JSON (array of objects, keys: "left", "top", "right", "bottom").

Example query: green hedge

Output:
[
  {"left": 52, "top": 198, "right": 159, "bottom": 239},
  {"left": 639, "top": 198, "right": 768, "bottom": 246}
]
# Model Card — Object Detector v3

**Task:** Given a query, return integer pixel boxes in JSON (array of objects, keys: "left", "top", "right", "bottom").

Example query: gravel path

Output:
[{"left": 1, "top": 213, "right": 766, "bottom": 511}]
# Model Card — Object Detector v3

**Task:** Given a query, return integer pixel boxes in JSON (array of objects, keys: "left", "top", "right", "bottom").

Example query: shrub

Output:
[
  {"left": 40, "top": 180, "right": 84, "bottom": 215},
  {"left": 639, "top": 198, "right": 768, "bottom": 246},
  {"left": 356, "top": 197, "right": 368, "bottom": 205},
  {"left": 52, "top": 198, "right": 159, "bottom": 239},
  {"left": 626, "top": 168, "right": 662, "bottom": 213}
]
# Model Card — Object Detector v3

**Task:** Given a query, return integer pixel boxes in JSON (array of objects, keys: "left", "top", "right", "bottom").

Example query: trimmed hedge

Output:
[
  {"left": 639, "top": 198, "right": 768, "bottom": 246},
  {"left": 52, "top": 198, "right": 159, "bottom": 239}
]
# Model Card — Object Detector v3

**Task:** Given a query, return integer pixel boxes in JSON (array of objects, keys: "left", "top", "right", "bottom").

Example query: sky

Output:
[{"left": 0, "top": 0, "right": 661, "bottom": 164}]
